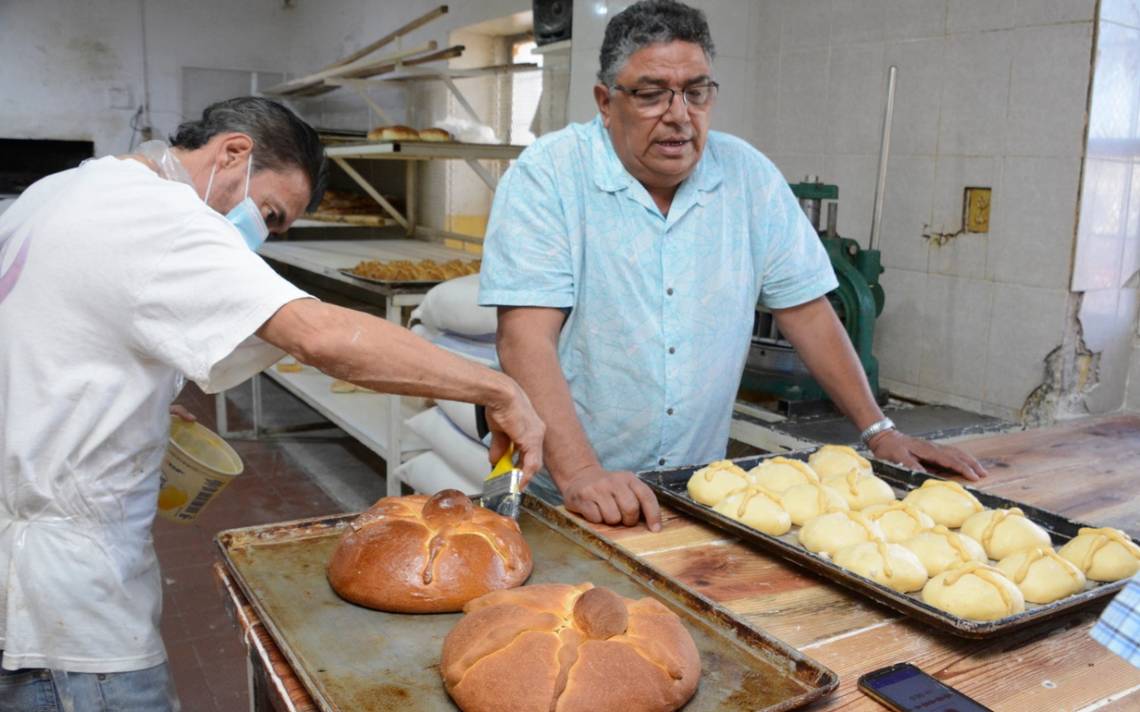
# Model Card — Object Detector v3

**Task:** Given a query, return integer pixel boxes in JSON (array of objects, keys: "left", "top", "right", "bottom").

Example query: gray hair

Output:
[
  {"left": 597, "top": 0, "right": 716, "bottom": 87},
  {"left": 171, "top": 96, "right": 327, "bottom": 212}
]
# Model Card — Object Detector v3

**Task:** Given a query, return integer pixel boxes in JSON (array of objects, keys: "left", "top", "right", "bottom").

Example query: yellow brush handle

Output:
[{"left": 488, "top": 444, "right": 516, "bottom": 480}]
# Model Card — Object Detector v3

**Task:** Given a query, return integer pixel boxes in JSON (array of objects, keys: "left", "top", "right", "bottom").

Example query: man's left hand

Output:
[{"left": 867, "top": 429, "right": 987, "bottom": 481}]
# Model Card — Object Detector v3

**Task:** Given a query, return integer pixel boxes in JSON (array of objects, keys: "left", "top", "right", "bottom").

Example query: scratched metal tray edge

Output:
[
  {"left": 638, "top": 450, "right": 1128, "bottom": 640},
  {"left": 215, "top": 497, "right": 840, "bottom": 712}
]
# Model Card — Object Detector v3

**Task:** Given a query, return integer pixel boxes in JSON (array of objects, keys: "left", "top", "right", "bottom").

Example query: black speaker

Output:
[{"left": 533, "top": 0, "right": 572, "bottom": 46}]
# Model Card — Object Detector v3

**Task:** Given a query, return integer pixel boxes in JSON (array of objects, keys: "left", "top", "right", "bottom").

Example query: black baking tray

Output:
[{"left": 638, "top": 450, "right": 1128, "bottom": 638}]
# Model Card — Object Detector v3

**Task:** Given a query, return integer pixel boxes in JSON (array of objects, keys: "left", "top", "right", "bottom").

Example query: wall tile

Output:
[
  {"left": 775, "top": 48, "right": 831, "bottom": 154},
  {"left": 711, "top": 57, "right": 752, "bottom": 141},
  {"left": 567, "top": 45, "right": 602, "bottom": 124},
  {"left": 988, "top": 156, "right": 1080, "bottom": 289},
  {"left": 827, "top": 43, "right": 886, "bottom": 154},
  {"left": 1006, "top": 23, "right": 1092, "bottom": 158},
  {"left": 938, "top": 29, "right": 1012, "bottom": 156},
  {"left": 874, "top": 267, "right": 927, "bottom": 385},
  {"left": 1101, "top": 0, "right": 1140, "bottom": 28},
  {"left": 1120, "top": 160, "right": 1140, "bottom": 286},
  {"left": 927, "top": 156, "right": 998, "bottom": 279},
  {"left": 919, "top": 275, "right": 994, "bottom": 401},
  {"left": 704, "top": 0, "right": 753, "bottom": 59},
  {"left": 1083, "top": 288, "right": 1140, "bottom": 413},
  {"left": 750, "top": 1, "right": 783, "bottom": 57},
  {"left": 768, "top": 154, "right": 833, "bottom": 185},
  {"left": 884, "top": 0, "right": 947, "bottom": 41},
  {"left": 830, "top": 153, "right": 879, "bottom": 246},
  {"left": 1014, "top": 0, "right": 1095, "bottom": 25},
  {"left": 947, "top": 0, "right": 1016, "bottom": 33},
  {"left": 983, "top": 283, "right": 1069, "bottom": 411},
  {"left": 883, "top": 38, "right": 946, "bottom": 156},
  {"left": 751, "top": 52, "right": 781, "bottom": 149},
  {"left": 878, "top": 155, "right": 936, "bottom": 272},
  {"left": 779, "top": 0, "right": 833, "bottom": 51},
  {"left": 570, "top": 0, "right": 613, "bottom": 52},
  {"left": 1072, "top": 158, "right": 1130, "bottom": 291},
  {"left": 1087, "top": 22, "right": 1140, "bottom": 154},
  {"left": 830, "top": 0, "right": 885, "bottom": 46}
]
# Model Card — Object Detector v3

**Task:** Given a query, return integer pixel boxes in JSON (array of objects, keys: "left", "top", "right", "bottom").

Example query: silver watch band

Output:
[{"left": 860, "top": 417, "right": 896, "bottom": 445}]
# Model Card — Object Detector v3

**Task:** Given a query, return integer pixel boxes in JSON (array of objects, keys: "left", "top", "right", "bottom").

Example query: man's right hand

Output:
[
  {"left": 561, "top": 467, "right": 662, "bottom": 532},
  {"left": 483, "top": 378, "right": 546, "bottom": 485}
]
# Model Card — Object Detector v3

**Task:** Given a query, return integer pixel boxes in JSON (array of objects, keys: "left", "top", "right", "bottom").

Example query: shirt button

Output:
[
  {"left": 666, "top": 287, "right": 674, "bottom": 296},
  {"left": 667, "top": 407, "right": 674, "bottom": 415},
  {"left": 658, "top": 457, "right": 667, "bottom": 465},
  {"left": 668, "top": 346, "right": 676, "bottom": 354}
]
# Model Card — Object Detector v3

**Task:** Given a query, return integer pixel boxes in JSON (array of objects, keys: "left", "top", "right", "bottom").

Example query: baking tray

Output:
[
  {"left": 216, "top": 495, "right": 839, "bottom": 712},
  {"left": 638, "top": 451, "right": 1129, "bottom": 639},
  {"left": 337, "top": 267, "right": 445, "bottom": 288}
]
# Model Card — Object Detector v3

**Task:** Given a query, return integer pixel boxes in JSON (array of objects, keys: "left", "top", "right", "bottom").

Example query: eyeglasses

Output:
[{"left": 611, "top": 82, "right": 720, "bottom": 116}]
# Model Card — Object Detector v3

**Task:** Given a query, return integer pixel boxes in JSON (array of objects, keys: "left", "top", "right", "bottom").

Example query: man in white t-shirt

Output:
[{"left": 0, "top": 97, "right": 544, "bottom": 711}]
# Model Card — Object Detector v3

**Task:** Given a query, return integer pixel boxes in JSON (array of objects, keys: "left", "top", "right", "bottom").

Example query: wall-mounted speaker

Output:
[{"left": 533, "top": 0, "right": 572, "bottom": 46}]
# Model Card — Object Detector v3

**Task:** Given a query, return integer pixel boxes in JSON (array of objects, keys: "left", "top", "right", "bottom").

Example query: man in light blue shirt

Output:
[{"left": 480, "top": 0, "right": 986, "bottom": 530}]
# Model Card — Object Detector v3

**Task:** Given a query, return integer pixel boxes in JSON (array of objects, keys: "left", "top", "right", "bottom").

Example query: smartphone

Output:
[{"left": 857, "top": 662, "right": 992, "bottom": 712}]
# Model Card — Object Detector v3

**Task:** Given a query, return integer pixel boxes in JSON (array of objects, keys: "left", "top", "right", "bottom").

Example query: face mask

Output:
[{"left": 204, "top": 153, "right": 269, "bottom": 251}]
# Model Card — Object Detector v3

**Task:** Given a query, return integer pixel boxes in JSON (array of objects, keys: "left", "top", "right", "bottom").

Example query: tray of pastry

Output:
[
  {"left": 339, "top": 257, "right": 481, "bottom": 287},
  {"left": 637, "top": 447, "right": 1137, "bottom": 639},
  {"left": 216, "top": 494, "right": 839, "bottom": 712}
]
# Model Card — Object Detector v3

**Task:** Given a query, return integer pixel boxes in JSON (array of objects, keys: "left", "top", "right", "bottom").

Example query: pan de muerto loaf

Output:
[
  {"left": 327, "top": 490, "right": 532, "bottom": 613},
  {"left": 440, "top": 583, "right": 701, "bottom": 712}
]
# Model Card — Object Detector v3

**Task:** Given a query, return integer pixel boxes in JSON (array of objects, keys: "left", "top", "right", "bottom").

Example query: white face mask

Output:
[{"left": 204, "top": 153, "right": 269, "bottom": 251}]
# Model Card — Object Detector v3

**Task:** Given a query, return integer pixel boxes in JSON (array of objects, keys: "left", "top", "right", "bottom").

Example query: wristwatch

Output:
[{"left": 860, "top": 417, "right": 897, "bottom": 446}]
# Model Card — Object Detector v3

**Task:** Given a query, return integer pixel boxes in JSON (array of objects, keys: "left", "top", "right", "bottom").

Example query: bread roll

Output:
[
  {"left": 440, "top": 583, "right": 701, "bottom": 712},
  {"left": 781, "top": 481, "right": 849, "bottom": 526},
  {"left": 747, "top": 457, "right": 820, "bottom": 493},
  {"left": 960, "top": 508, "right": 1052, "bottom": 560},
  {"left": 799, "top": 510, "right": 884, "bottom": 556},
  {"left": 712, "top": 486, "right": 791, "bottom": 536},
  {"left": 686, "top": 460, "right": 749, "bottom": 506},
  {"left": 862, "top": 502, "right": 935, "bottom": 543},
  {"left": 901, "top": 525, "right": 987, "bottom": 577},
  {"left": 996, "top": 547, "right": 1086, "bottom": 604},
  {"left": 902, "top": 479, "right": 984, "bottom": 528},
  {"left": 823, "top": 469, "right": 897, "bottom": 510},
  {"left": 418, "top": 127, "right": 452, "bottom": 142},
  {"left": 1058, "top": 527, "right": 1140, "bottom": 582},
  {"left": 835, "top": 540, "right": 929, "bottom": 593},
  {"left": 922, "top": 562, "right": 1025, "bottom": 621},
  {"left": 368, "top": 125, "right": 419, "bottom": 141},
  {"left": 327, "top": 490, "right": 532, "bottom": 613},
  {"left": 807, "top": 444, "right": 872, "bottom": 479}
]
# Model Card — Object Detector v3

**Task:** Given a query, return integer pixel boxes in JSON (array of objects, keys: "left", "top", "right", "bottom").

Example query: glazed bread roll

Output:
[
  {"left": 902, "top": 479, "right": 984, "bottom": 528},
  {"left": 781, "top": 481, "right": 849, "bottom": 526},
  {"left": 823, "top": 469, "right": 897, "bottom": 511},
  {"left": 686, "top": 460, "right": 750, "bottom": 505},
  {"left": 996, "top": 547, "right": 1086, "bottom": 604},
  {"left": 901, "top": 525, "right": 987, "bottom": 577},
  {"left": 747, "top": 457, "right": 820, "bottom": 494},
  {"left": 835, "top": 540, "right": 929, "bottom": 593},
  {"left": 799, "top": 510, "right": 884, "bottom": 556},
  {"left": 807, "top": 444, "right": 872, "bottom": 479},
  {"left": 922, "top": 562, "right": 1025, "bottom": 621},
  {"left": 960, "top": 508, "right": 1052, "bottom": 560},
  {"left": 418, "top": 127, "right": 453, "bottom": 142},
  {"left": 367, "top": 124, "right": 419, "bottom": 141},
  {"left": 327, "top": 490, "right": 532, "bottom": 613},
  {"left": 1058, "top": 527, "right": 1140, "bottom": 582},
  {"left": 862, "top": 502, "right": 936, "bottom": 543},
  {"left": 712, "top": 487, "right": 791, "bottom": 536},
  {"left": 440, "top": 583, "right": 701, "bottom": 712}
]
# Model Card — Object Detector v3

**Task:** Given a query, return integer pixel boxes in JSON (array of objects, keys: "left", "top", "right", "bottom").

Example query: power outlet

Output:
[{"left": 964, "top": 187, "right": 991, "bottom": 233}]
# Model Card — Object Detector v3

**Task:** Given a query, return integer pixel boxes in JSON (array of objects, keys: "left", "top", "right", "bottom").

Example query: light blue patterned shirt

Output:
[{"left": 480, "top": 116, "right": 837, "bottom": 473}]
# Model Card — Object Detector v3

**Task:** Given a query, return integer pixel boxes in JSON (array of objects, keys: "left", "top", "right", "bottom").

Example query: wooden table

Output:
[{"left": 216, "top": 414, "right": 1140, "bottom": 711}]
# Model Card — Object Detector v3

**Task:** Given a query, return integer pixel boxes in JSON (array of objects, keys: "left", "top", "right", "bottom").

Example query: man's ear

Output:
[
  {"left": 594, "top": 84, "right": 613, "bottom": 128},
  {"left": 218, "top": 133, "right": 254, "bottom": 169}
]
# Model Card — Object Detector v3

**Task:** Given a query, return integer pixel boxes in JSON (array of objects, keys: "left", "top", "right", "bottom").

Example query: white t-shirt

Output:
[{"left": 0, "top": 156, "right": 309, "bottom": 672}]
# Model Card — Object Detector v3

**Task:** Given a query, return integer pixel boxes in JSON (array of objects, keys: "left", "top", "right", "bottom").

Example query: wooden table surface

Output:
[{"left": 218, "top": 414, "right": 1140, "bottom": 711}]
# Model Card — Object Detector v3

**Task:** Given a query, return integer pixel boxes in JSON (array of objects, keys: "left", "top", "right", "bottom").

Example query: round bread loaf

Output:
[
  {"left": 901, "top": 525, "right": 986, "bottom": 576},
  {"left": 781, "top": 481, "right": 849, "bottom": 526},
  {"left": 996, "top": 547, "right": 1086, "bottom": 604},
  {"left": 747, "top": 457, "right": 820, "bottom": 493},
  {"left": 902, "top": 478, "right": 983, "bottom": 528},
  {"left": 419, "top": 127, "right": 453, "bottom": 142},
  {"left": 686, "top": 459, "right": 750, "bottom": 505},
  {"left": 960, "top": 507, "right": 1052, "bottom": 560},
  {"left": 712, "top": 486, "right": 791, "bottom": 535},
  {"left": 368, "top": 124, "right": 419, "bottom": 141},
  {"left": 823, "top": 469, "right": 897, "bottom": 510},
  {"left": 808, "top": 444, "right": 872, "bottom": 478},
  {"left": 1058, "top": 527, "right": 1140, "bottom": 582},
  {"left": 922, "top": 562, "right": 1025, "bottom": 621},
  {"left": 440, "top": 583, "right": 701, "bottom": 712},
  {"left": 799, "top": 510, "right": 884, "bottom": 556},
  {"left": 862, "top": 501, "right": 935, "bottom": 543},
  {"left": 327, "top": 490, "right": 532, "bottom": 613},
  {"left": 835, "top": 540, "right": 929, "bottom": 593}
]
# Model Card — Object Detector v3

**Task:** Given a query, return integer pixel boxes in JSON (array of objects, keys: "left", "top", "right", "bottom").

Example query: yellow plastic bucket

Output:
[{"left": 157, "top": 418, "right": 243, "bottom": 523}]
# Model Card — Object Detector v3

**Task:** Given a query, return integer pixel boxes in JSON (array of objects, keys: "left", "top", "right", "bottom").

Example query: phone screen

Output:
[{"left": 860, "top": 663, "right": 991, "bottom": 712}]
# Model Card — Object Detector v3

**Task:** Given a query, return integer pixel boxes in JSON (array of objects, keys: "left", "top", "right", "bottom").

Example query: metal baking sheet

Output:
[
  {"left": 216, "top": 495, "right": 838, "bottom": 712},
  {"left": 639, "top": 451, "right": 1128, "bottom": 639},
  {"left": 337, "top": 267, "right": 444, "bottom": 287}
]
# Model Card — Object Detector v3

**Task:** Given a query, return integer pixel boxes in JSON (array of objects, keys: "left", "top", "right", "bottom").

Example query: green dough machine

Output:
[{"left": 739, "top": 178, "right": 886, "bottom": 413}]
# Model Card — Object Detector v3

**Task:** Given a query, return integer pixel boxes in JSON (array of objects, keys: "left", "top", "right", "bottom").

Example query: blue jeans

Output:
[{"left": 0, "top": 661, "right": 179, "bottom": 712}]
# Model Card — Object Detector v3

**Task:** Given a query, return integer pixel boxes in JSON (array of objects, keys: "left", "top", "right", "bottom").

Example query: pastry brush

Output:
[{"left": 478, "top": 445, "right": 523, "bottom": 520}]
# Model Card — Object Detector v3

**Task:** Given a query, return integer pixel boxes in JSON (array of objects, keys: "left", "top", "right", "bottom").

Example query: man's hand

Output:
[
  {"left": 868, "top": 430, "right": 988, "bottom": 481},
  {"left": 561, "top": 467, "right": 662, "bottom": 531},
  {"left": 169, "top": 404, "right": 197, "bottom": 422},
  {"left": 483, "top": 379, "right": 546, "bottom": 485}
]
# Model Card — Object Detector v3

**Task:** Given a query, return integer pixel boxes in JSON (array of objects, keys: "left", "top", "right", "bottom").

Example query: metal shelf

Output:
[{"left": 325, "top": 140, "right": 525, "bottom": 162}]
